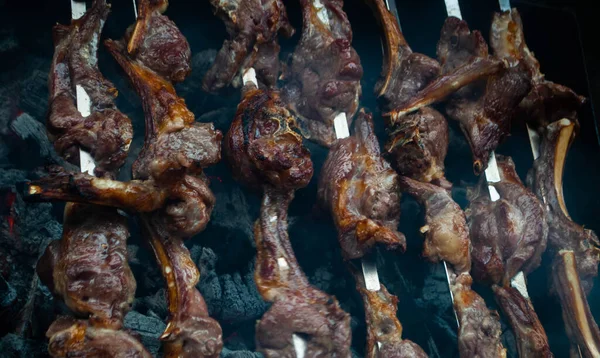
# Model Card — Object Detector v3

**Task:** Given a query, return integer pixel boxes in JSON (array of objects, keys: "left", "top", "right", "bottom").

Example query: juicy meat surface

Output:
[
  {"left": 46, "top": 316, "right": 152, "bottom": 358},
  {"left": 437, "top": 17, "right": 531, "bottom": 174},
  {"left": 225, "top": 85, "right": 314, "bottom": 192},
  {"left": 351, "top": 267, "right": 428, "bottom": 358},
  {"left": 47, "top": 0, "right": 132, "bottom": 177},
  {"left": 203, "top": 0, "right": 293, "bottom": 92},
  {"left": 283, "top": 0, "right": 363, "bottom": 147},
  {"left": 37, "top": 204, "right": 136, "bottom": 330},
  {"left": 140, "top": 217, "right": 223, "bottom": 358},
  {"left": 527, "top": 119, "right": 600, "bottom": 294},
  {"left": 125, "top": 0, "right": 191, "bottom": 83},
  {"left": 451, "top": 273, "right": 506, "bottom": 358},
  {"left": 318, "top": 110, "right": 405, "bottom": 260},
  {"left": 493, "top": 285, "right": 553, "bottom": 358},
  {"left": 399, "top": 176, "right": 471, "bottom": 273},
  {"left": 466, "top": 155, "right": 548, "bottom": 286},
  {"left": 254, "top": 190, "right": 351, "bottom": 358}
]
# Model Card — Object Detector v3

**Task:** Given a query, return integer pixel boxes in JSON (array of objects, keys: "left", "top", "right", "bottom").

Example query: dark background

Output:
[{"left": 0, "top": 0, "right": 598, "bottom": 357}]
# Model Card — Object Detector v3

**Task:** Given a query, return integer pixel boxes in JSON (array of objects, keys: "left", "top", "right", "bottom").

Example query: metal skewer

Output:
[
  {"left": 71, "top": 0, "right": 96, "bottom": 175},
  {"left": 497, "top": 1, "right": 582, "bottom": 356}
]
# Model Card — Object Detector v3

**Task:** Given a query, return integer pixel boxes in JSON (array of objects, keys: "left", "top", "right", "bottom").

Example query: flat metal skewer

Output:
[{"left": 71, "top": 0, "right": 96, "bottom": 175}]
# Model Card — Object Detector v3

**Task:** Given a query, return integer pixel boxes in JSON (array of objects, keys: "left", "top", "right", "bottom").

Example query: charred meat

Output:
[
  {"left": 283, "top": 0, "right": 363, "bottom": 147},
  {"left": 225, "top": 82, "right": 351, "bottom": 357},
  {"left": 47, "top": 0, "right": 132, "bottom": 178},
  {"left": 466, "top": 155, "right": 548, "bottom": 286},
  {"left": 204, "top": 0, "right": 294, "bottom": 92},
  {"left": 318, "top": 110, "right": 405, "bottom": 260}
]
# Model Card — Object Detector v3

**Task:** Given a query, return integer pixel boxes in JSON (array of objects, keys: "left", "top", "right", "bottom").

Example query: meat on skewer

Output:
[
  {"left": 367, "top": 0, "right": 453, "bottom": 189},
  {"left": 349, "top": 265, "right": 427, "bottom": 358},
  {"left": 399, "top": 176, "right": 505, "bottom": 357},
  {"left": 33, "top": 1, "right": 149, "bottom": 356},
  {"left": 203, "top": 0, "right": 294, "bottom": 92},
  {"left": 318, "top": 110, "right": 406, "bottom": 260},
  {"left": 466, "top": 155, "right": 548, "bottom": 287},
  {"left": 388, "top": 17, "right": 531, "bottom": 175},
  {"left": 466, "top": 155, "right": 552, "bottom": 357},
  {"left": 225, "top": 82, "right": 352, "bottom": 357},
  {"left": 47, "top": 0, "right": 132, "bottom": 178},
  {"left": 282, "top": 0, "right": 363, "bottom": 147}
]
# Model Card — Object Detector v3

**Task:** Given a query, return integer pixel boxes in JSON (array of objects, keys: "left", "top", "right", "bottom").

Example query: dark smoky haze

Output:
[{"left": 0, "top": 0, "right": 599, "bottom": 357}]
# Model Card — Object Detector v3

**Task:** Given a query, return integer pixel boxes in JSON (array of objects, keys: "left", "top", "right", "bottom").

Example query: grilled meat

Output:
[
  {"left": 399, "top": 176, "right": 471, "bottom": 273},
  {"left": 318, "top": 110, "right": 405, "bottom": 260},
  {"left": 140, "top": 216, "right": 223, "bottom": 358},
  {"left": 438, "top": 17, "right": 531, "bottom": 174},
  {"left": 282, "top": 0, "right": 363, "bottom": 147},
  {"left": 225, "top": 82, "right": 351, "bottom": 357},
  {"left": 351, "top": 266, "right": 428, "bottom": 358},
  {"left": 125, "top": 0, "right": 191, "bottom": 83},
  {"left": 466, "top": 155, "right": 548, "bottom": 286},
  {"left": 46, "top": 316, "right": 152, "bottom": 358},
  {"left": 47, "top": 0, "right": 132, "bottom": 178},
  {"left": 493, "top": 285, "right": 553, "bottom": 358},
  {"left": 203, "top": 0, "right": 293, "bottom": 92},
  {"left": 451, "top": 272, "right": 506, "bottom": 358},
  {"left": 490, "top": 9, "right": 586, "bottom": 132},
  {"left": 225, "top": 85, "right": 313, "bottom": 191},
  {"left": 37, "top": 204, "right": 135, "bottom": 330}
]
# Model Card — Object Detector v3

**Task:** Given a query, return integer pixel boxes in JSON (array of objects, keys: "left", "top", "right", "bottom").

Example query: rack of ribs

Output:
[
  {"left": 282, "top": 0, "right": 363, "bottom": 147},
  {"left": 225, "top": 81, "right": 352, "bottom": 357}
]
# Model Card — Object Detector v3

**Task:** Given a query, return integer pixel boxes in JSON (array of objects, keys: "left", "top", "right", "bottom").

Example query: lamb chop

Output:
[
  {"left": 466, "top": 155, "right": 548, "bottom": 286},
  {"left": 282, "top": 0, "right": 363, "bottom": 147},
  {"left": 466, "top": 155, "right": 552, "bottom": 357},
  {"left": 366, "top": 0, "right": 451, "bottom": 188},
  {"left": 350, "top": 265, "right": 428, "bottom": 358},
  {"left": 318, "top": 110, "right": 405, "bottom": 260},
  {"left": 203, "top": 0, "right": 294, "bottom": 92},
  {"left": 47, "top": 316, "right": 152, "bottom": 358},
  {"left": 225, "top": 82, "right": 352, "bottom": 357},
  {"left": 47, "top": 0, "right": 132, "bottom": 178}
]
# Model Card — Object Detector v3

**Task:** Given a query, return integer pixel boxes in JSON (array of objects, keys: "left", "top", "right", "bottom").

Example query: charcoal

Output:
[
  {"left": 0, "top": 333, "right": 47, "bottom": 358},
  {"left": 123, "top": 311, "right": 165, "bottom": 357}
]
